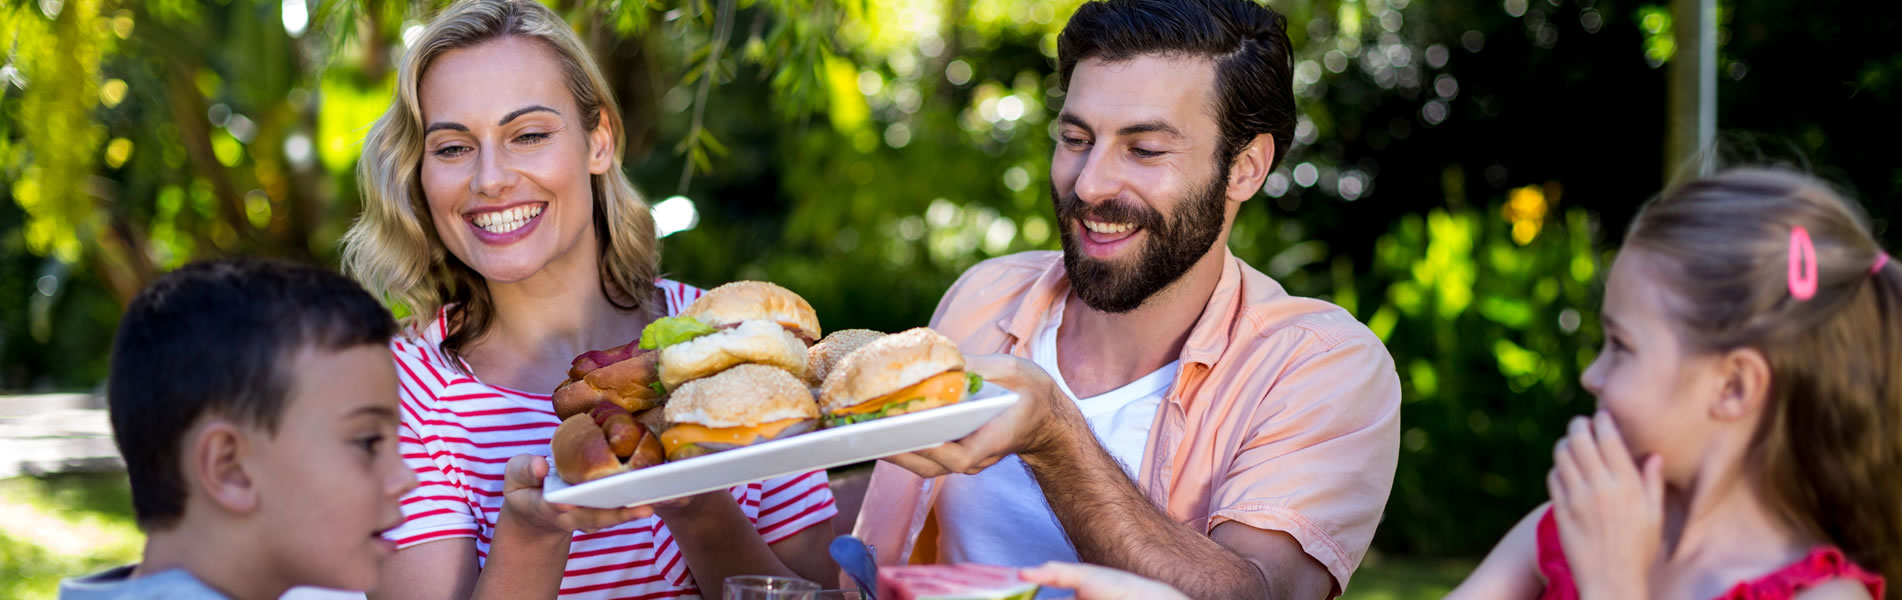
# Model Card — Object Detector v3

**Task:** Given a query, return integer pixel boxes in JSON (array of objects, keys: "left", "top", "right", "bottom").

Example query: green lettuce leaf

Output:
[
  {"left": 824, "top": 397, "right": 933, "bottom": 428},
  {"left": 649, "top": 381, "right": 667, "bottom": 397},
  {"left": 639, "top": 316, "right": 716, "bottom": 350},
  {"left": 966, "top": 371, "right": 984, "bottom": 395}
]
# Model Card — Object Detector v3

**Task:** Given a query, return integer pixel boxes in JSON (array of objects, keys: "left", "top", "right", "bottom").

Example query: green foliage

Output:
[
  {"left": 5, "top": 0, "right": 111, "bottom": 263},
  {"left": 0, "top": 531, "right": 68, "bottom": 600},
  {"left": 1635, "top": 4, "right": 1674, "bottom": 66},
  {"left": 1364, "top": 198, "right": 1603, "bottom": 555},
  {"left": 0, "top": 473, "right": 144, "bottom": 600},
  {"left": 1340, "top": 556, "right": 1473, "bottom": 599}
]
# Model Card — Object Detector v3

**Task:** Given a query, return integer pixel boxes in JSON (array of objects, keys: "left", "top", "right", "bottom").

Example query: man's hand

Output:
[
  {"left": 883, "top": 354, "right": 1086, "bottom": 478},
  {"left": 501, "top": 454, "right": 652, "bottom": 535},
  {"left": 1548, "top": 412, "right": 1663, "bottom": 600},
  {"left": 1020, "top": 562, "right": 1191, "bottom": 600}
]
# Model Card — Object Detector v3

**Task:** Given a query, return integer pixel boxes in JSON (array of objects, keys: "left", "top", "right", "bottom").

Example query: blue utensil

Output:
[{"left": 829, "top": 535, "right": 879, "bottom": 600}]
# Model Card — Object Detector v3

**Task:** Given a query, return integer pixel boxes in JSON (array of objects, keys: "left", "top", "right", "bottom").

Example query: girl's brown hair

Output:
[
  {"left": 341, "top": 0, "right": 659, "bottom": 369},
  {"left": 1627, "top": 167, "right": 1901, "bottom": 593}
]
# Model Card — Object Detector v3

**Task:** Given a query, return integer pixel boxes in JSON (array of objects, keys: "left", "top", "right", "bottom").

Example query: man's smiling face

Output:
[{"left": 1050, "top": 55, "right": 1232, "bottom": 313}]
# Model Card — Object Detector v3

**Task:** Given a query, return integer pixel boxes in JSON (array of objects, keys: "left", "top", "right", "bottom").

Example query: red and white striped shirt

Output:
[{"left": 383, "top": 279, "right": 838, "bottom": 599}]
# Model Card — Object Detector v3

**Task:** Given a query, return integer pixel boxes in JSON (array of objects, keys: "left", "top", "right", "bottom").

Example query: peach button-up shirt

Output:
[{"left": 853, "top": 250, "right": 1401, "bottom": 592}]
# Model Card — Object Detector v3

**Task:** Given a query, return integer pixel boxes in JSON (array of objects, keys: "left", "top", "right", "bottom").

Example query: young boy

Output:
[{"left": 60, "top": 259, "right": 417, "bottom": 600}]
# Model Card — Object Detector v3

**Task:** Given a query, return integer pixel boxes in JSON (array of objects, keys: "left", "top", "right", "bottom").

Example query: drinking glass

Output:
[{"left": 723, "top": 575, "right": 821, "bottom": 600}]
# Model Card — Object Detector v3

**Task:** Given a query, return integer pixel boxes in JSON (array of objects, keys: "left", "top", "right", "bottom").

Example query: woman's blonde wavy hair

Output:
[{"left": 341, "top": 0, "right": 658, "bottom": 370}]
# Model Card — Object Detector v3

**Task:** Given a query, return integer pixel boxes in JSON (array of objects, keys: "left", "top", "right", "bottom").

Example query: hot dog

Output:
[
  {"left": 552, "top": 342, "right": 663, "bottom": 420},
  {"left": 551, "top": 401, "right": 665, "bottom": 484}
]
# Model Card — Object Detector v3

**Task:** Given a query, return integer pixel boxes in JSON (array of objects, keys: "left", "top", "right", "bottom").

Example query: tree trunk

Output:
[
  {"left": 84, "top": 178, "right": 160, "bottom": 305},
  {"left": 1665, "top": 0, "right": 1716, "bottom": 183}
]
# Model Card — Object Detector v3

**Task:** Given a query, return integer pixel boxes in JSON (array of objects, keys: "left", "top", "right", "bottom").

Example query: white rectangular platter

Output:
[{"left": 545, "top": 384, "right": 1019, "bottom": 508}]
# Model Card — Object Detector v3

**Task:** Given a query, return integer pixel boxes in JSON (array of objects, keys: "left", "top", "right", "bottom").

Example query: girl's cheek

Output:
[{"left": 1598, "top": 378, "right": 1638, "bottom": 419}]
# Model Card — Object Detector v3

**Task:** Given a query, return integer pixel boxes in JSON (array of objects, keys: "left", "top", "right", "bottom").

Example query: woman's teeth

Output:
[
  {"left": 1083, "top": 219, "right": 1135, "bottom": 234},
  {"left": 472, "top": 204, "right": 543, "bottom": 234}
]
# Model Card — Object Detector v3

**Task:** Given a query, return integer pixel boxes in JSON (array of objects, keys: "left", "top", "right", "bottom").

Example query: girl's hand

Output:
[
  {"left": 1548, "top": 412, "right": 1665, "bottom": 600},
  {"left": 1019, "top": 562, "right": 1189, "bottom": 600},
  {"left": 502, "top": 454, "right": 652, "bottom": 535}
]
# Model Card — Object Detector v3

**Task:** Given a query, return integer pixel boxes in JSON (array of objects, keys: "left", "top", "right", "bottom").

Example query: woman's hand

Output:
[
  {"left": 501, "top": 454, "right": 652, "bottom": 535},
  {"left": 1020, "top": 562, "right": 1189, "bottom": 600},
  {"left": 1548, "top": 412, "right": 1664, "bottom": 600},
  {"left": 647, "top": 490, "right": 723, "bottom": 524}
]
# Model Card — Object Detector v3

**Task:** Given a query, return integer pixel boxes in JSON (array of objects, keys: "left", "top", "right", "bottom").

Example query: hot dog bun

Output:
[{"left": 551, "top": 402, "right": 665, "bottom": 484}]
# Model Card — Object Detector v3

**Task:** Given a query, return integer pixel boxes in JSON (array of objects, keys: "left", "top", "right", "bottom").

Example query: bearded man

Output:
[{"left": 853, "top": 1, "right": 1402, "bottom": 598}]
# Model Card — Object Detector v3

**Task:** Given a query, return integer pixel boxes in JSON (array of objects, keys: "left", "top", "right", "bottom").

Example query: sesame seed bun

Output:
[
  {"left": 805, "top": 329, "right": 887, "bottom": 386},
  {"left": 664, "top": 364, "right": 821, "bottom": 428},
  {"left": 683, "top": 281, "right": 822, "bottom": 343},
  {"left": 818, "top": 327, "right": 964, "bottom": 414}
]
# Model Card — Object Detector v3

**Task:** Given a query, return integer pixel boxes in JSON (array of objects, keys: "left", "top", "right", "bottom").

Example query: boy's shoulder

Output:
[{"left": 60, "top": 565, "right": 230, "bottom": 599}]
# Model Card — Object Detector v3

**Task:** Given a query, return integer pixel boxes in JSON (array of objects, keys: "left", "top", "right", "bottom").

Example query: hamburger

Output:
[
  {"left": 659, "top": 364, "right": 821, "bottom": 460},
  {"left": 641, "top": 281, "right": 821, "bottom": 391},
  {"left": 804, "top": 329, "right": 887, "bottom": 387},
  {"left": 818, "top": 328, "right": 983, "bottom": 428}
]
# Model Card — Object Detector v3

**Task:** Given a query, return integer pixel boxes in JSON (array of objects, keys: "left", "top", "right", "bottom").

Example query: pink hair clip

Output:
[
  {"left": 1788, "top": 226, "right": 1818, "bottom": 300},
  {"left": 1875, "top": 252, "right": 1891, "bottom": 275}
]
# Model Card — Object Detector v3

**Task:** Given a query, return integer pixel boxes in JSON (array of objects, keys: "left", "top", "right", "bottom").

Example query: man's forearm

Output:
[{"left": 1021, "top": 423, "right": 1269, "bottom": 600}]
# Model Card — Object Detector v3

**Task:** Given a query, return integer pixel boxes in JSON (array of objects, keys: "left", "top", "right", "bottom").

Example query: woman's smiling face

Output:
[{"left": 417, "top": 35, "right": 613, "bottom": 285}]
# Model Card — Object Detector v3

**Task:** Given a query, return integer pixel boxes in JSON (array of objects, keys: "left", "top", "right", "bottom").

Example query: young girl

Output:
[
  {"left": 342, "top": 1, "right": 836, "bottom": 598},
  {"left": 1450, "top": 167, "right": 1899, "bottom": 600}
]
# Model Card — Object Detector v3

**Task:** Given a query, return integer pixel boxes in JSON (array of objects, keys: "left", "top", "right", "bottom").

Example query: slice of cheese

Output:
[
  {"left": 660, "top": 417, "right": 806, "bottom": 455},
  {"left": 832, "top": 370, "right": 965, "bottom": 415}
]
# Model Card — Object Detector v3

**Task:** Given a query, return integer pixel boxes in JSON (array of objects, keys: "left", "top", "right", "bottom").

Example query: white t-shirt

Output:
[{"left": 936, "top": 294, "right": 1178, "bottom": 579}]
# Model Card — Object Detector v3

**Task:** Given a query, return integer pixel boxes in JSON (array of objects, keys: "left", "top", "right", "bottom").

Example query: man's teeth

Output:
[
  {"left": 1083, "top": 220, "right": 1135, "bottom": 235},
  {"left": 472, "top": 205, "right": 543, "bottom": 234}
]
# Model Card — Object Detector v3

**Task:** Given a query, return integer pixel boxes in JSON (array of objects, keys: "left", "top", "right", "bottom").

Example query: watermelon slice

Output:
[{"left": 876, "top": 564, "right": 1040, "bottom": 600}]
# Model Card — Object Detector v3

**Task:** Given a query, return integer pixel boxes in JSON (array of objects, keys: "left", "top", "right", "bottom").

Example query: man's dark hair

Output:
[
  {"left": 108, "top": 258, "right": 397, "bottom": 530},
  {"left": 1057, "top": 0, "right": 1296, "bottom": 172}
]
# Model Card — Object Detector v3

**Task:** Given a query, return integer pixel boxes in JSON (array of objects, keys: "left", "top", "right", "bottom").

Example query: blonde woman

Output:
[{"left": 342, "top": 1, "right": 837, "bottom": 597}]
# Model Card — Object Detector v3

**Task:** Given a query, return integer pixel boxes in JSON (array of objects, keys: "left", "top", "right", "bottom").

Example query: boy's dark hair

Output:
[
  {"left": 1057, "top": 0, "right": 1297, "bottom": 172},
  {"left": 108, "top": 258, "right": 397, "bottom": 530}
]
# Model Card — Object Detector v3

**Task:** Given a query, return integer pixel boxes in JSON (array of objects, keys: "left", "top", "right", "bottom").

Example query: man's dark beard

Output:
[{"left": 1054, "top": 168, "right": 1227, "bottom": 313}]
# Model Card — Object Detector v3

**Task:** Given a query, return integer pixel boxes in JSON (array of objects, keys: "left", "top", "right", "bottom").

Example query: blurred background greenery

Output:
[{"left": 1, "top": 0, "right": 1898, "bottom": 596}]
